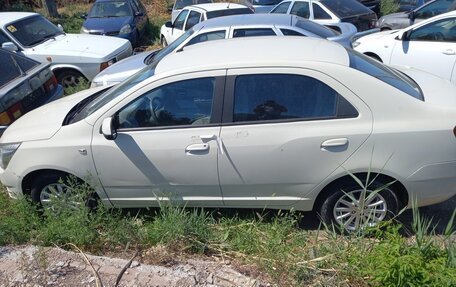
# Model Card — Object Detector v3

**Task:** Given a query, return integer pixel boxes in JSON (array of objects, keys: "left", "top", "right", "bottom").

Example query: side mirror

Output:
[
  {"left": 165, "top": 21, "right": 173, "bottom": 28},
  {"left": 101, "top": 117, "right": 117, "bottom": 140},
  {"left": 57, "top": 24, "right": 64, "bottom": 32},
  {"left": 80, "top": 14, "right": 87, "bottom": 19},
  {"left": 408, "top": 11, "right": 415, "bottom": 20},
  {"left": 135, "top": 12, "right": 144, "bottom": 17},
  {"left": 2, "top": 42, "right": 18, "bottom": 52},
  {"left": 397, "top": 29, "right": 411, "bottom": 41}
]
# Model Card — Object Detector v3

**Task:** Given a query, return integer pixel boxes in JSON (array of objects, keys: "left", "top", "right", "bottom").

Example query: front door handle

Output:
[
  {"left": 442, "top": 49, "right": 456, "bottom": 55},
  {"left": 321, "top": 138, "right": 349, "bottom": 148},
  {"left": 186, "top": 143, "right": 209, "bottom": 153}
]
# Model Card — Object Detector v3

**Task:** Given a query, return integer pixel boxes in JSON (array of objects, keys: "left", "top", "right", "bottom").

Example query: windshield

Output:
[
  {"left": 5, "top": 15, "right": 63, "bottom": 47},
  {"left": 347, "top": 49, "right": 423, "bottom": 100},
  {"left": 295, "top": 19, "right": 338, "bottom": 38},
  {"left": 89, "top": 1, "right": 132, "bottom": 18},
  {"left": 146, "top": 27, "right": 195, "bottom": 64},
  {"left": 320, "top": 0, "right": 372, "bottom": 18},
  {"left": 174, "top": 0, "right": 212, "bottom": 10}
]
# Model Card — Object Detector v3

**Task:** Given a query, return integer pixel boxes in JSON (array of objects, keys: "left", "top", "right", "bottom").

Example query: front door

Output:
[
  {"left": 91, "top": 73, "right": 225, "bottom": 207},
  {"left": 218, "top": 68, "right": 372, "bottom": 210},
  {"left": 391, "top": 16, "right": 456, "bottom": 82}
]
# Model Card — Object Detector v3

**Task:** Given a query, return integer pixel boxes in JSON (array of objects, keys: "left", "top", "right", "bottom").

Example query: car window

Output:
[
  {"left": 185, "top": 10, "right": 201, "bottom": 30},
  {"left": 290, "top": 2, "right": 310, "bottom": 19},
  {"left": 415, "top": 0, "right": 454, "bottom": 19},
  {"left": 88, "top": 1, "right": 133, "bottom": 17},
  {"left": 347, "top": 49, "right": 424, "bottom": 100},
  {"left": 0, "top": 31, "right": 11, "bottom": 46},
  {"left": 233, "top": 28, "right": 276, "bottom": 37},
  {"left": 271, "top": 1, "right": 291, "bottom": 13},
  {"left": 312, "top": 3, "right": 332, "bottom": 19},
  {"left": 185, "top": 30, "right": 226, "bottom": 46},
  {"left": 174, "top": 9, "right": 189, "bottom": 30},
  {"left": 409, "top": 17, "right": 456, "bottom": 41},
  {"left": 320, "top": 0, "right": 371, "bottom": 18},
  {"left": 206, "top": 8, "right": 254, "bottom": 19},
  {"left": 281, "top": 28, "right": 305, "bottom": 36},
  {"left": 233, "top": 74, "right": 357, "bottom": 123},
  {"left": 5, "top": 15, "right": 63, "bottom": 47},
  {"left": 117, "top": 77, "right": 215, "bottom": 129},
  {"left": 295, "top": 19, "right": 338, "bottom": 38}
]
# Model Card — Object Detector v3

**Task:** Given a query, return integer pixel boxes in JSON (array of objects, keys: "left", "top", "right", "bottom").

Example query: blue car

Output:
[{"left": 80, "top": 0, "right": 148, "bottom": 47}]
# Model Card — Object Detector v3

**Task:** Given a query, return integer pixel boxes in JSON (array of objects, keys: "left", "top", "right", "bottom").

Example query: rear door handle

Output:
[
  {"left": 321, "top": 138, "right": 349, "bottom": 148},
  {"left": 186, "top": 143, "right": 209, "bottom": 153},
  {"left": 442, "top": 49, "right": 455, "bottom": 55}
]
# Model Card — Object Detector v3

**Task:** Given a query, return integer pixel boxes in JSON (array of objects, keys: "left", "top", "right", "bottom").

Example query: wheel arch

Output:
[
  {"left": 21, "top": 169, "right": 85, "bottom": 197},
  {"left": 51, "top": 65, "right": 88, "bottom": 81},
  {"left": 312, "top": 172, "right": 409, "bottom": 212}
]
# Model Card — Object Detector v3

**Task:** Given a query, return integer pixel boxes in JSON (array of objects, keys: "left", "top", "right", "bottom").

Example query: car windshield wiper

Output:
[{"left": 27, "top": 32, "right": 61, "bottom": 46}]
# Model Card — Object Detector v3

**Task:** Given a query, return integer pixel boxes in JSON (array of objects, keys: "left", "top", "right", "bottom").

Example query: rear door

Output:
[{"left": 218, "top": 68, "right": 372, "bottom": 209}]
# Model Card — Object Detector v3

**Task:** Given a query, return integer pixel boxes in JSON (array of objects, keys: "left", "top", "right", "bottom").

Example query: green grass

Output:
[
  {"left": 0, "top": 185, "right": 454, "bottom": 286},
  {"left": 380, "top": 0, "right": 400, "bottom": 17}
]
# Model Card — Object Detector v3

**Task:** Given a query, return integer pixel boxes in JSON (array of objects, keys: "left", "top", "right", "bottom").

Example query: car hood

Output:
[
  {"left": 394, "top": 66, "right": 456, "bottom": 107},
  {"left": 92, "top": 50, "right": 154, "bottom": 85},
  {"left": 0, "top": 87, "right": 104, "bottom": 143},
  {"left": 83, "top": 16, "right": 133, "bottom": 33},
  {"left": 32, "top": 34, "right": 130, "bottom": 59}
]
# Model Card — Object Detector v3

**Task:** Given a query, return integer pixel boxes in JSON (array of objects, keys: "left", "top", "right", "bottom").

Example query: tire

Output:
[
  {"left": 55, "top": 70, "right": 85, "bottom": 89},
  {"left": 30, "top": 173, "right": 97, "bottom": 210},
  {"left": 319, "top": 179, "right": 399, "bottom": 232},
  {"left": 161, "top": 36, "right": 168, "bottom": 48}
]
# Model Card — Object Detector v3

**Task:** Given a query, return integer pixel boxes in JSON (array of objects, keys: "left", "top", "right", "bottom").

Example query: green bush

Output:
[{"left": 380, "top": 0, "right": 400, "bottom": 16}]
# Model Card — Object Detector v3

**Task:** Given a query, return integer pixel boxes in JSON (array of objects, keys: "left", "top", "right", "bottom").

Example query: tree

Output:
[{"left": 41, "top": 0, "right": 59, "bottom": 18}]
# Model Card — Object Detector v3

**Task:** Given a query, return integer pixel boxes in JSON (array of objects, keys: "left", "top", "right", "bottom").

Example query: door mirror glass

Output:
[
  {"left": 2, "top": 42, "right": 18, "bottom": 52},
  {"left": 101, "top": 117, "right": 117, "bottom": 140},
  {"left": 80, "top": 13, "right": 87, "bottom": 19},
  {"left": 165, "top": 21, "right": 173, "bottom": 28},
  {"left": 57, "top": 24, "right": 64, "bottom": 32}
]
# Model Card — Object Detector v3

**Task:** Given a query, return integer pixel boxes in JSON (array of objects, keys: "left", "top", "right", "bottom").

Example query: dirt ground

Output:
[{"left": 0, "top": 245, "right": 268, "bottom": 287}]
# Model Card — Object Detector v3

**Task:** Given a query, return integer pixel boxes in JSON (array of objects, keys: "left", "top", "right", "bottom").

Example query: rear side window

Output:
[
  {"left": 281, "top": 29, "right": 305, "bottom": 36},
  {"left": 233, "top": 74, "right": 357, "bottom": 123},
  {"left": 290, "top": 2, "right": 310, "bottom": 18},
  {"left": 271, "top": 1, "right": 291, "bottom": 13},
  {"left": 0, "top": 49, "right": 39, "bottom": 88},
  {"left": 233, "top": 28, "right": 276, "bottom": 37},
  {"left": 186, "top": 30, "right": 226, "bottom": 46},
  {"left": 347, "top": 49, "right": 424, "bottom": 100},
  {"left": 312, "top": 3, "right": 332, "bottom": 19}
]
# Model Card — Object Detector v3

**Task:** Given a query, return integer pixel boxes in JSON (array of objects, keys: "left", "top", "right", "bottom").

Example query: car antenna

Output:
[{"left": 227, "top": 2, "right": 230, "bottom": 8}]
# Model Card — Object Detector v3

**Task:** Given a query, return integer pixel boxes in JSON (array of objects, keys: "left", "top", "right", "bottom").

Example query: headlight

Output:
[
  {"left": 100, "top": 59, "right": 115, "bottom": 71},
  {"left": 352, "top": 41, "right": 361, "bottom": 48},
  {"left": 119, "top": 24, "right": 132, "bottom": 35},
  {"left": 80, "top": 26, "right": 89, "bottom": 34},
  {"left": 0, "top": 143, "right": 21, "bottom": 170},
  {"left": 91, "top": 81, "right": 104, "bottom": 88}
]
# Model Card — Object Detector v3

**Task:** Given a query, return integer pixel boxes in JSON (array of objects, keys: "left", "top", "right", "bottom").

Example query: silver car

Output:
[
  {"left": 378, "top": 0, "right": 456, "bottom": 30},
  {"left": 91, "top": 14, "right": 357, "bottom": 87}
]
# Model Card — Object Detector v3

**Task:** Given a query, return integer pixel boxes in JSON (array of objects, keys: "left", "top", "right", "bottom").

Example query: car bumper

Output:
[
  {"left": 406, "top": 161, "right": 456, "bottom": 207},
  {"left": 0, "top": 167, "right": 22, "bottom": 199}
]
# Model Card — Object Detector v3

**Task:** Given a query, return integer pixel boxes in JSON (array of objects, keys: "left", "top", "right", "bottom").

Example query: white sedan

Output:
[
  {"left": 1, "top": 37, "right": 456, "bottom": 231},
  {"left": 160, "top": 3, "right": 253, "bottom": 46},
  {"left": 0, "top": 12, "right": 132, "bottom": 88},
  {"left": 354, "top": 11, "right": 456, "bottom": 84}
]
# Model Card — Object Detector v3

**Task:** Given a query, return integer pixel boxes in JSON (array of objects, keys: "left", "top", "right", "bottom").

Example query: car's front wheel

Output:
[
  {"left": 56, "top": 70, "right": 85, "bottom": 90},
  {"left": 319, "top": 179, "right": 400, "bottom": 231}
]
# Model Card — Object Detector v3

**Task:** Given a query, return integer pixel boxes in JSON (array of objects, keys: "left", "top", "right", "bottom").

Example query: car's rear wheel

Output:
[
  {"left": 319, "top": 179, "right": 399, "bottom": 231},
  {"left": 161, "top": 36, "right": 168, "bottom": 48},
  {"left": 30, "top": 173, "right": 97, "bottom": 210}
]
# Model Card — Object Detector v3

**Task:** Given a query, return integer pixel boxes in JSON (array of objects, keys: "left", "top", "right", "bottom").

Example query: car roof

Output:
[
  {"left": 189, "top": 3, "right": 248, "bottom": 12},
  {"left": 155, "top": 36, "right": 349, "bottom": 75},
  {"left": 192, "top": 13, "right": 296, "bottom": 29},
  {"left": 0, "top": 12, "right": 37, "bottom": 26}
]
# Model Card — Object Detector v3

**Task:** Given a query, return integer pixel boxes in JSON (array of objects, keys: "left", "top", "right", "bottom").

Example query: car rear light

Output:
[
  {"left": 0, "top": 112, "right": 11, "bottom": 125},
  {"left": 44, "top": 75, "right": 58, "bottom": 93},
  {"left": 8, "top": 102, "right": 23, "bottom": 120},
  {"left": 100, "top": 59, "right": 115, "bottom": 72}
]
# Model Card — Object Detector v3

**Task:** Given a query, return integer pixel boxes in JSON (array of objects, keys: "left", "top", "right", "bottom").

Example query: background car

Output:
[
  {"left": 0, "top": 48, "right": 63, "bottom": 135},
  {"left": 93, "top": 14, "right": 357, "bottom": 87},
  {"left": 171, "top": 0, "right": 213, "bottom": 22},
  {"left": 80, "top": 0, "right": 149, "bottom": 47},
  {"left": 0, "top": 12, "right": 132, "bottom": 90},
  {"left": 270, "top": 0, "right": 378, "bottom": 32},
  {"left": 2, "top": 37, "right": 456, "bottom": 232},
  {"left": 160, "top": 3, "right": 253, "bottom": 46},
  {"left": 354, "top": 11, "right": 456, "bottom": 84},
  {"left": 378, "top": 0, "right": 456, "bottom": 30}
]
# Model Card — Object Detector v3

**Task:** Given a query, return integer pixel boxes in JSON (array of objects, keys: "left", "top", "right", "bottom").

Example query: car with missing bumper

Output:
[
  {"left": 0, "top": 12, "right": 132, "bottom": 89},
  {"left": 92, "top": 14, "right": 356, "bottom": 87},
  {"left": 1, "top": 37, "right": 456, "bottom": 231},
  {"left": 0, "top": 48, "right": 63, "bottom": 135}
]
